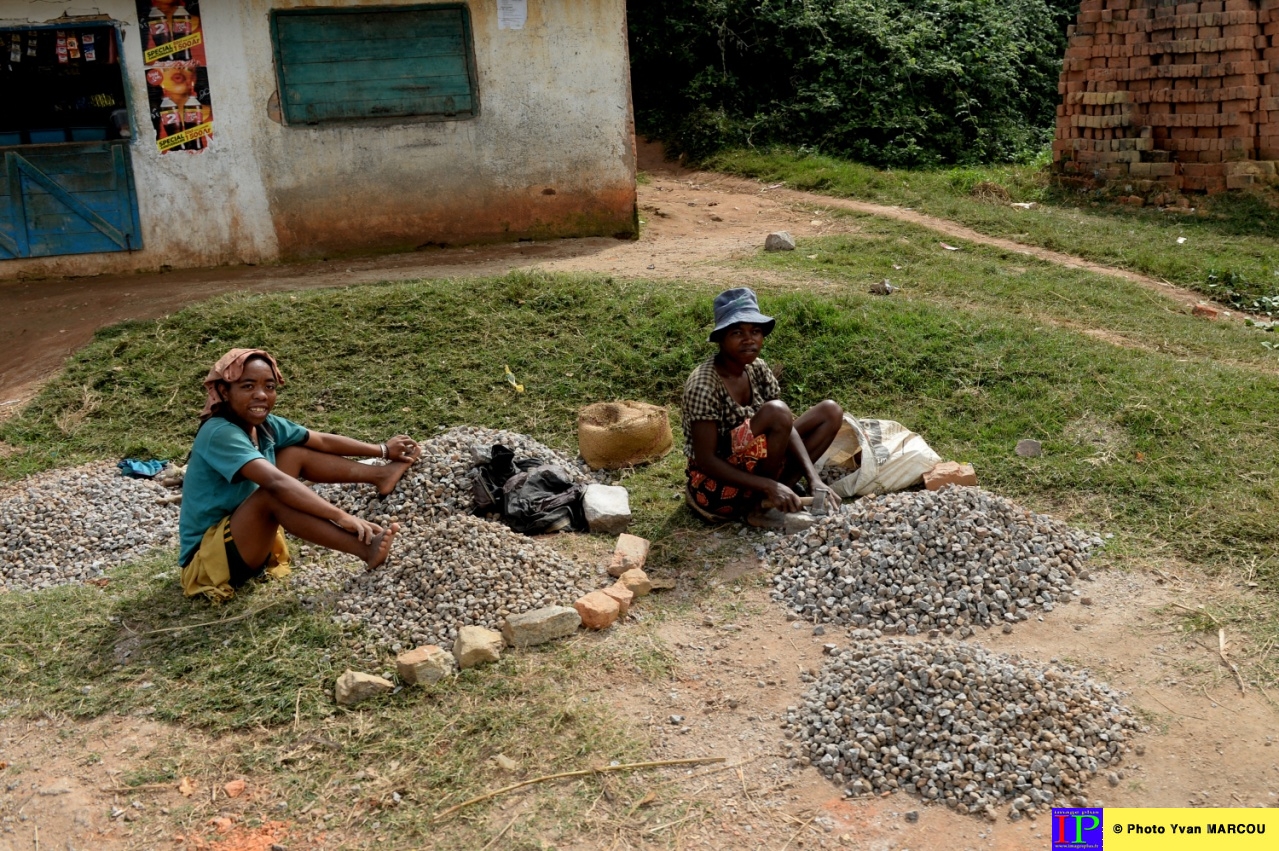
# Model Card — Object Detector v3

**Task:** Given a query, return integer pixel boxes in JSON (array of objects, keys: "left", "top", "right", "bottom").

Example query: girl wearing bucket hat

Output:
[{"left": 681, "top": 288, "right": 843, "bottom": 527}]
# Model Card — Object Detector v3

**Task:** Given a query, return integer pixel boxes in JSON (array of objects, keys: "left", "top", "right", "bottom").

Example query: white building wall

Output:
[{"left": 0, "top": 0, "right": 636, "bottom": 278}]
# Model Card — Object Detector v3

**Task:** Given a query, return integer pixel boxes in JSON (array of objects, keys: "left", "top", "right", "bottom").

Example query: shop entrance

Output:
[{"left": 0, "top": 21, "right": 142, "bottom": 259}]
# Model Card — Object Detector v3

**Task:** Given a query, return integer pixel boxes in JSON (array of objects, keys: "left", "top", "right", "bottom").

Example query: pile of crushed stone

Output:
[
  {"left": 314, "top": 425, "right": 593, "bottom": 527},
  {"left": 300, "top": 427, "right": 602, "bottom": 651},
  {"left": 771, "top": 488, "right": 1101, "bottom": 634},
  {"left": 0, "top": 462, "right": 179, "bottom": 591},
  {"left": 327, "top": 513, "right": 598, "bottom": 653},
  {"left": 785, "top": 635, "right": 1139, "bottom": 818}
]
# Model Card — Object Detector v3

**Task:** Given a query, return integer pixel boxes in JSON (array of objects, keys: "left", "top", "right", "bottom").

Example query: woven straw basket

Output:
[{"left": 577, "top": 401, "right": 674, "bottom": 470}]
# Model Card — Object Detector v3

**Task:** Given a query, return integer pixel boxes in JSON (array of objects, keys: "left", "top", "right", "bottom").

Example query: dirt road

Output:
[{"left": 0, "top": 142, "right": 1202, "bottom": 413}]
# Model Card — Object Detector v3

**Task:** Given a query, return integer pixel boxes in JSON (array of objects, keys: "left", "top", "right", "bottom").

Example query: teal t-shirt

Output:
[{"left": 178, "top": 414, "right": 310, "bottom": 565}]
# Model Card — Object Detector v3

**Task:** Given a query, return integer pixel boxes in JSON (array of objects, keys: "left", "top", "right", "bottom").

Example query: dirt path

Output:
[
  {"left": 0, "top": 141, "right": 1215, "bottom": 415},
  {"left": 593, "top": 565, "right": 1279, "bottom": 849},
  {"left": 5, "top": 557, "right": 1276, "bottom": 850}
]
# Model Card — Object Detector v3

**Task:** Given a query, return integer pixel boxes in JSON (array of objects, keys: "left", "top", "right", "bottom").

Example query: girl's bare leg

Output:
[
  {"left": 275, "top": 445, "right": 411, "bottom": 496},
  {"left": 229, "top": 488, "right": 398, "bottom": 569}
]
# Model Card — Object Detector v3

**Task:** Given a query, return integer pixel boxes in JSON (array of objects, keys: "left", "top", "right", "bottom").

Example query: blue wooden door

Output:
[{"left": 0, "top": 141, "right": 142, "bottom": 259}]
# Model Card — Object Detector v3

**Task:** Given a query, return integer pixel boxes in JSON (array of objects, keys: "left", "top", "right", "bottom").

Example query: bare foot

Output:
[
  {"left": 375, "top": 460, "right": 413, "bottom": 497},
  {"left": 364, "top": 522, "right": 400, "bottom": 569},
  {"left": 745, "top": 507, "right": 787, "bottom": 530},
  {"left": 747, "top": 507, "right": 816, "bottom": 534}
]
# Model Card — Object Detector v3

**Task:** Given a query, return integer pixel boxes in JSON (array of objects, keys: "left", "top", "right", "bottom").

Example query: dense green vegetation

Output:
[{"left": 628, "top": 0, "right": 1080, "bottom": 165}]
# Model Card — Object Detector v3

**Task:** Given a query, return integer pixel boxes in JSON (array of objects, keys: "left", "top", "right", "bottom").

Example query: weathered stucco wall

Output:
[
  {"left": 0, "top": 0, "right": 636, "bottom": 278},
  {"left": 0, "top": 0, "right": 281, "bottom": 278},
  {"left": 253, "top": 0, "right": 637, "bottom": 257}
]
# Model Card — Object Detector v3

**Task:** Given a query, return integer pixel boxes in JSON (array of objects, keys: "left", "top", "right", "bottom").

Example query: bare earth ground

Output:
[{"left": 2, "top": 145, "right": 1277, "bottom": 849}]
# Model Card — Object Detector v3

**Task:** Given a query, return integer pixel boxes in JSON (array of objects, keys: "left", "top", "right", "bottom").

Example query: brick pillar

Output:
[
  {"left": 1259, "top": 0, "right": 1279, "bottom": 158},
  {"left": 1055, "top": 0, "right": 1277, "bottom": 195}
]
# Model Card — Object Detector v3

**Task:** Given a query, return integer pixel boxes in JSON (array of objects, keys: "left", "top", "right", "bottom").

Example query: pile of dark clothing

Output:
[{"left": 470, "top": 444, "right": 587, "bottom": 534}]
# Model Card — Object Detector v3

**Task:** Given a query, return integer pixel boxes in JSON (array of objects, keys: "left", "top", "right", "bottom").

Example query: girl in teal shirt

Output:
[{"left": 179, "top": 348, "right": 420, "bottom": 598}]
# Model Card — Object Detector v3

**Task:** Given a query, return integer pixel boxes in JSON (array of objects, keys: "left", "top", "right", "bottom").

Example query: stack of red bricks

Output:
[{"left": 1054, "top": 0, "right": 1279, "bottom": 196}]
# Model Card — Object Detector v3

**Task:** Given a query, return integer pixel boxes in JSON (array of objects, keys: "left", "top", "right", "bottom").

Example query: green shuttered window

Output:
[{"left": 271, "top": 4, "right": 477, "bottom": 125}]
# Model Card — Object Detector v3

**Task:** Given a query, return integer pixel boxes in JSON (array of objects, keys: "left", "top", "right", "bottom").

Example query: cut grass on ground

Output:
[
  {"left": 0, "top": 554, "right": 660, "bottom": 850},
  {"left": 708, "top": 147, "right": 1279, "bottom": 313},
  {"left": 4, "top": 271, "right": 1276, "bottom": 584},
  {"left": 3, "top": 249, "right": 1279, "bottom": 840}
]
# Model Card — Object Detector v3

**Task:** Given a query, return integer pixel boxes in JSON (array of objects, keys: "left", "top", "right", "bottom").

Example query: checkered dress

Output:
[{"left": 681, "top": 356, "right": 781, "bottom": 459}]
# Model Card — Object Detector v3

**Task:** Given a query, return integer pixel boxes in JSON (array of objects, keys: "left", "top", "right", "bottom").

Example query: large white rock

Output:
[
  {"left": 501, "top": 606, "right": 582, "bottom": 647},
  {"left": 764, "top": 231, "right": 796, "bottom": 251},
  {"left": 452, "top": 625, "right": 506, "bottom": 669},
  {"left": 583, "top": 484, "right": 631, "bottom": 534},
  {"left": 334, "top": 670, "right": 394, "bottom": 707}
]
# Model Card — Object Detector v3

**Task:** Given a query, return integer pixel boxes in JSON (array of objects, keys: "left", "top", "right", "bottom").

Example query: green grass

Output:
[
  {"left": 755, "top": 212, "right": 1279, "bottom": 372},
  {"left": 0, "top": 276, "right": 710, "bottom": 474},
  {"left": 3, "top": 268, "right": 1279, "bottom": 584},
  {"left": 708, "top": 147, "right": 1279, "bottom": 311},
  {"left": 0, "top": 552, "right": 647, "bottom": 848},
  {"left": 4, "top": 229, "right": 1279, "bottom": 839}
]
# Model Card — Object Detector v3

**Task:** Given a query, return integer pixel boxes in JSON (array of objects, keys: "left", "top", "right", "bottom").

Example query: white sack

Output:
[{"left": 815, "top": 416, "right": 941, "bottom": 498}]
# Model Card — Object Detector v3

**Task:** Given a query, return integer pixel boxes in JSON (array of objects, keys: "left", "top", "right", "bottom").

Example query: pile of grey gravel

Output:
[
  {"left": 328, "top": 513, "right": 597, "bottom": 654},
  {"left": 0, "top": 462, "right": 180, "bottom": 591},
  {"left": 771, "top": 488, "right": 1101, "bottom": 633},
  {"left": 785, "top": 635, "right": 1138, "bottom": 818},
  {"left": 314, "top": 425, "right": 592, "bottom": 528},
  {"left": 305, "top": 427, "right": 600, "bottom": 652}
]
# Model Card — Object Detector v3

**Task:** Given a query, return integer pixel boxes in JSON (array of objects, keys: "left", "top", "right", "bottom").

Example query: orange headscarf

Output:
[{"left": 201, "top": 348, "right": 285, "bottom": 419}]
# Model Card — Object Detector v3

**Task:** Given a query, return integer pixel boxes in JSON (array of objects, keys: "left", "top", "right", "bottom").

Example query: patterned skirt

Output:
[{"left": 686, "top": 420, "right": 769, "bottom": 520}]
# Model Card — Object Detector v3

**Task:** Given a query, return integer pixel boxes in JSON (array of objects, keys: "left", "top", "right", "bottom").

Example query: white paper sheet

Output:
[{"left": 498, "top": 0, "right": 527, "bottom": 31}]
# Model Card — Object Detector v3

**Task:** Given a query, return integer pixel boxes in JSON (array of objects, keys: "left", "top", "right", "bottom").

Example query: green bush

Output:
[{"left": 629, "top": 0, "right": 1079, "bottom": 167}]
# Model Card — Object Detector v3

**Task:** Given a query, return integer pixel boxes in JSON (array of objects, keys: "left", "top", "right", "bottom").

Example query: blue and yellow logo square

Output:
[{"left": 1053, "top": 808, "right": 1105, "bottom": 851}]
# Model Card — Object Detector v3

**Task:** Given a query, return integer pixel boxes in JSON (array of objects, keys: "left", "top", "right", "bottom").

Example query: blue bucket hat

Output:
[{"left": 709, "top": 287, "right": 775, "bottom": 342}]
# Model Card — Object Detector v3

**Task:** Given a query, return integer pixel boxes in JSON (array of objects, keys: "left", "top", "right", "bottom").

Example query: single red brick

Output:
[
  {"left": 601, "top": 583, "right": 634, "bottom": 618},
  {"left": 608, "top": 532, "right": 650, "bottom": 578},
  {"left": 618, "top": 568, "right": 652, "bottom": 597},
  {"left": 923, "top": 462, "right": 978, "bottom": 492},
  {"left": 575, "top": 591, "right": 620, "bottom": 630}
]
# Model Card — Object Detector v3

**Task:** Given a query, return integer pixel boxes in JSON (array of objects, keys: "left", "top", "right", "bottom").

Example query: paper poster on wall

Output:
[
  {"left": 135, "top": 0, "right": 213, "bottom": 153},
  {"left": 498, "top": 0, "right": 527, "bottom": 31}
]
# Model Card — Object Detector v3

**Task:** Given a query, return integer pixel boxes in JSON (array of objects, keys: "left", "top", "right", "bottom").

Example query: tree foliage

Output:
[{"left": 628, "top": 0, "right": 1081, "bottom": 167}]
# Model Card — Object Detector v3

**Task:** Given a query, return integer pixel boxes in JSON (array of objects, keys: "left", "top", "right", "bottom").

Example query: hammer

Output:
[{"left": 761, "top": 490, "right": 828, "bottom": 515}]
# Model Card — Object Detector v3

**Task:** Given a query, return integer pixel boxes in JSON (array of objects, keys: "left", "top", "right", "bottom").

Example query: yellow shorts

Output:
[{"left": 180, "top": 516, "right": 291, "bottom": 601}]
